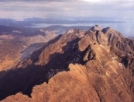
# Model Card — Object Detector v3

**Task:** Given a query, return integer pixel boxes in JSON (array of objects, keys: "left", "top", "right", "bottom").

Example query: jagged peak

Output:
[
  {"left": 66, "top": 28, "right": 79, "bottom": 34},
  {"left": 62, "top": 28, "right": 85, "bottom": 41},
  {"left": 102, "top": 27, "right": 111, "bottom": 33},
  {"left": 102, "top": 27, "right": 119, "bottom": 34},
  {"left": 103, "top": 27, "right": 121, "bottom": 35},
  {"left": 102, "top": 27, "right": 124, "bottom": 38},
  {"left": 90, "top": 25, "right": 102, "bottom": 32}
]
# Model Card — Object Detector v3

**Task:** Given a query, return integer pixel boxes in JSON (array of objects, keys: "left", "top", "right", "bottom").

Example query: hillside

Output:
[
  {"left": 1, "top": 25, "right": 134, "bottom": 102},
  {"left": 0, "top": 25, "right": 57, "bottom": 71}
]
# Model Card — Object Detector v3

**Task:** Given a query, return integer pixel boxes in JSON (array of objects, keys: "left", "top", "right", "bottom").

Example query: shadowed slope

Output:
[{"left": 1, "top": 26, "right": 134, "bottom": 102}]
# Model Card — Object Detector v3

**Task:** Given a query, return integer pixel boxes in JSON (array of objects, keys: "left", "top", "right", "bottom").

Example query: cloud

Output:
[
  {"left": 0, "top": 0, "right": 133, "bottom": 21},
  {"left": 0, "top": 0, "right": 77, "bottom": 2},
  {"left": 81, "top": 0, "right": 134, "bottom": 3},
  {"left": 0, "top": 0, "right": 133, "bottom": 36}
]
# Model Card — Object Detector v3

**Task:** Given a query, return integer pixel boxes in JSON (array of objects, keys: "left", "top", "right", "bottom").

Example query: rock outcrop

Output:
[{"left": 1, "top": 26, "right": 134, "bottom": 102}]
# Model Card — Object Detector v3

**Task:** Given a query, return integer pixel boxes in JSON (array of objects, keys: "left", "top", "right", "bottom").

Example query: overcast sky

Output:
[
  {"left": 0, "top": 0, "right": 133, "bottom": 21},
  {"left": 0, "top": 0, "right": 134, "bottom": 36}
]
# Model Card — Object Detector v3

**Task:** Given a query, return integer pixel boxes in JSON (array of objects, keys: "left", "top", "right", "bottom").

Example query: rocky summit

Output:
[{"left": 1, "top": 26, "right": 134, "bottom": 102}]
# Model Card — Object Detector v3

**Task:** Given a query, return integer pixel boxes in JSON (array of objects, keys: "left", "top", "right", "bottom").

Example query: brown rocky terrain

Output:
[
  {"left": 0, "top": 40, "right": 25, "bottom": 71},
  {"left": 0, "top": 26, "right": 57, "bottom": 71},
  {"left": 1, "top": 25, "right": 134, "bottom": 102}
]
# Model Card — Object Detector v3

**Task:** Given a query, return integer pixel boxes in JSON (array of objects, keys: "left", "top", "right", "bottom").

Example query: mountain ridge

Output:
[{"left": 1, "top": 26, "right": 134, "bottom": 102}]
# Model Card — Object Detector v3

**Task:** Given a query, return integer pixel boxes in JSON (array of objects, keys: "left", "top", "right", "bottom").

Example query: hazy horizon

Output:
[{"left": 0, "top": 0, "right": 134, "bottom": 36}]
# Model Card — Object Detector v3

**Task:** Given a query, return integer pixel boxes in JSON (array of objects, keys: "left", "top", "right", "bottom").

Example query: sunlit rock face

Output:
[{"left": 1, "top": 26, "right": 134, "bottom": 102}]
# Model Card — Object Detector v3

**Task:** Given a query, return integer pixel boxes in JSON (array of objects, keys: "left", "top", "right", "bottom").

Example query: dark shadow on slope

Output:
[
  {"left": 0, "top": 35, "right": 62, "bottom": 100},
  {"left": 0, "top": 36, "right": 91, "bottom": 100},
  {"left": 20, "top": 43, "right": 45, "bottom": 60}
]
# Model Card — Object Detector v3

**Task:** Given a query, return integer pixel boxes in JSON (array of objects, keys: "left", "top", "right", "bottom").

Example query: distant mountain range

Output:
[{"left": 0, "top": 17, "right": 125, "bottom": 28}]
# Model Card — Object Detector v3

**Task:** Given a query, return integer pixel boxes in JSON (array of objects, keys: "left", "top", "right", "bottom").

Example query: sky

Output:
[
  {"left": 0, "top": 0, "right": 134, "bottom": 36},
  {"left": 0, "top": 0, "right": 133, "bottom": 21}
]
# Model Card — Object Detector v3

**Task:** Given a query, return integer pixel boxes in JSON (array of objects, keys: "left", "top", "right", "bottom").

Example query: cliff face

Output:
[{"left": 1, "top": 26, "right": 134, "bottom": 102}]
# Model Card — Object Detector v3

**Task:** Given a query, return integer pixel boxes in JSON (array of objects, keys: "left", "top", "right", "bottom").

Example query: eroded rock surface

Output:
[{"left": 1, "top": 26, "right": 134, "bottom": 102}]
